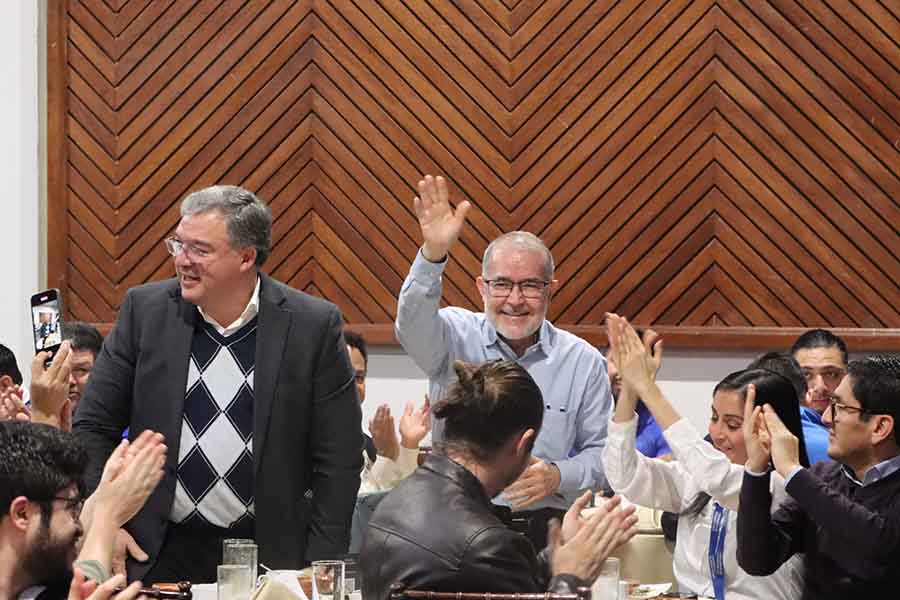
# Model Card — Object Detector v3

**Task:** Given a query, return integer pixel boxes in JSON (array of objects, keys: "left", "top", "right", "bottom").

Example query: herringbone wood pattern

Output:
[{"left": 47, "top": 0, "right": 900, "bottom": 348}]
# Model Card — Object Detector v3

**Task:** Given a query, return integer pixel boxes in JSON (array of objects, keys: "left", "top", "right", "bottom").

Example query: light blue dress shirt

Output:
[{"left": 395, "top": 250, "right": 612, "bottom": 510}]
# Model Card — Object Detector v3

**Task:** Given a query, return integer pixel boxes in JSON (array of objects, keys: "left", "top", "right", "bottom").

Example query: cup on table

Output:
[
  {"left": 591, "top": 557, "right": 620, "bottom": 600},
  {"left": 311, "top": 560, "right": 345, "bottom": 600},
  {"left": 222, "top": 539, "right": 258, "bottom": 587},
  {"left": 217, "top": 564, "right": 253, "bottom": 600}
]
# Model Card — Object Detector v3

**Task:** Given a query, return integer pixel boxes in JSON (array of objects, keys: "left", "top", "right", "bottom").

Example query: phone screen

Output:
[{"left": 31, "top": 290, "right": 63, "bottom": 354}]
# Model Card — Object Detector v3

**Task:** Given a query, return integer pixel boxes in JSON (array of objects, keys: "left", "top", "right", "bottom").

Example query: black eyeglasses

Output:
[
  {"left": 34, "top": 494, "right": 84, "bottom": 518},
  {"left": 825, "top": 399, "right": 872, "bottom": 421},
  {"left": 483, "top": 279, "right": 550, "bottom": 299}
]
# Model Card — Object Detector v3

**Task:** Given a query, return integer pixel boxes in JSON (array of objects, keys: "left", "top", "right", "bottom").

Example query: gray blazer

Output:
[{"left": 73, "top": 273, "right": 363, "bottom": 577}]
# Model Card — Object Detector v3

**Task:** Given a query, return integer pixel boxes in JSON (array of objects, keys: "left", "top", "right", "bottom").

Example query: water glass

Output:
[
  {"left": 591, "top": 557, "right": 619, "bottom": 600},
  {"left": 312, "top": 560, "right": 345, "bottom": 600},
  {"left": 222, "top": 539, "right": 258, "bottom": 587},
  {"left": 218, "top": 564, "right": 253, "bottom": 600}
]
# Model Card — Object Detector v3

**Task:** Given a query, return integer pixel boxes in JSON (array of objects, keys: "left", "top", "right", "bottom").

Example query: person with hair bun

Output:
[{"left": 360, "top": 359, "right": 638, "bottom": 600}]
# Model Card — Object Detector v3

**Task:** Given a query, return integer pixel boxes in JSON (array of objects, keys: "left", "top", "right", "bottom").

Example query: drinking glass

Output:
[
  {"left": 312, "top": 560, "right": 345, "bottom": 600},
  {"left": 222, "top": 539, "right": 258, "bottom": 587},
  {"left": 591, "top": 557, "right": 619, "bottom": 600},
  {"left": 218, "top": 564, "right": 252, "bottom": 600}
]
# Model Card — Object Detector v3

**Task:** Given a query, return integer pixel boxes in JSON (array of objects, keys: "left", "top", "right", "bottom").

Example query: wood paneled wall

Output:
[{"left": 47, "top": 0, "right": 900, "bottom": 349}]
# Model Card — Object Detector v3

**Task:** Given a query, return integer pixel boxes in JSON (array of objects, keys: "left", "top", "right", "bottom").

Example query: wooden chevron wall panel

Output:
[{"left": 47, "top": 0, "right": 900, "bottom": 349}]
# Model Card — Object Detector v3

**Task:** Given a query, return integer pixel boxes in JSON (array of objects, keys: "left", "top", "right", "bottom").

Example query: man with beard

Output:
[
  {"left": 0, "top": 421, "right": 167, "bottom": 599},
  {"left": 790, "top": 329, "right": 848, "bottom": 419},
  {"left": 395, "top": 175, "right": 612, "bottom": 549},
  {"left": 60, "top": 323, "right": 103, "bottom": 417},
  {"left": 0, "top": 421, "right": 86, "bottom": 599},
  {"left": 360, "top": 360, "right": 637, "bottom": 600}
]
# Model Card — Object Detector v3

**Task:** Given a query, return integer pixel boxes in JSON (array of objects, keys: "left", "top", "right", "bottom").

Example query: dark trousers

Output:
[
  {"left": 142, "top": 520, "right": 254, "bottom": 585},
  {"left": 507, "top": 507, "right": 567, "bottom": 551}
]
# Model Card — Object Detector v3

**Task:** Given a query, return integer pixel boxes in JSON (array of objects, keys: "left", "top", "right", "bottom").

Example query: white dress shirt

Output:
[
  {"left": 602, "top": 415, "right": 804, "bottom": 600},
  {"left": 359, "top": 445, "right": 419, "bottom": 495},
  {"left": 198, "top": 277, "right": 261, "bottom": 337}
]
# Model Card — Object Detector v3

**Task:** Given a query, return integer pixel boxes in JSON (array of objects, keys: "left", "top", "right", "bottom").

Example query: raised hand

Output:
[
  {"left": 606, "top": 314, "right": 656, "bottom": 396},
  {"left": 369, "top": 404, "right": 400, "bottom": 461},
  {"left": 642, "top": 329, "right": 664, "bottom": 381},
  {"left": 0, "top": 384, "right": 31, "bottom": 422},
  {"left": 742, "top": 385, "right": 771, "bottom": 473},
  {"left": 763, "top": 404, "right": 801, "bottom": 477},
  {"left": 414, "top": 174, "right": 471, "bottom": 262},
  {"left": 399, "top": 395, "right": 431, "bottom": 449},
  {"left": 29, "top": 341, "right": 72, "bottom": 428}
]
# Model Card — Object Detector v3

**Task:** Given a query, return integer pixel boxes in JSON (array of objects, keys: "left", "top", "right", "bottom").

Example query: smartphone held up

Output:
[{"left": 30, "top": 289, "right": 63, "bottom": 356}]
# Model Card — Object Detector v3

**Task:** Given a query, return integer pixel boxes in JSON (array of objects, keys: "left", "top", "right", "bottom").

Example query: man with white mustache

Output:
[{"left": 395, "top": 174, "right": 612, "bottom": 549}]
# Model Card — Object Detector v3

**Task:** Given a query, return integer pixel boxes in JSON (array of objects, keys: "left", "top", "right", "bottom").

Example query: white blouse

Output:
[
  {"left": 359, "top": 445, "right": 419, "bottom": 495},
  {"left": 602, "top": 415, "right": 804, "bottom": 600}
]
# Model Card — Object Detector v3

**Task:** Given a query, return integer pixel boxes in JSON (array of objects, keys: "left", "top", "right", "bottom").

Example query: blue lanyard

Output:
[{"left": 708, "top": 502, "right": 728, "bottom": 600}]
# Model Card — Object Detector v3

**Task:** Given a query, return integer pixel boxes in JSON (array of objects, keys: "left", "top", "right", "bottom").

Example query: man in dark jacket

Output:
[
  {"left": 360, "top": 360, "right": 638, "bottom": 600},
  {"left": 74, "top": 185, "right": 362, "bottom": 582},
  {"left": 738, "top": 355, "right": 900, "bottom": 599}
]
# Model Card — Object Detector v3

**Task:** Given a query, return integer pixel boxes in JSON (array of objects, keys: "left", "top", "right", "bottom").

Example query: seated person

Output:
[
  {"left": 346, "top": 331, "right": 429, "bottom": 495},
  {"left": 0, "top": 421, "right": 165, "bottom": 599},
  {"left": 346, "top": 331, "right": 430, "bottom": 551},
  {"left": 606, "top": 332, "right": 671, "bottom": 460},
  {"left": 738, "top": 355, "right": 900, "bottom": 599},
  {"left": 602, "top": 314, "right": 806, "bottom": 600},
  {"left": 60, "top": 322, "right": 103, "bottom": 416},
  {"left": 0, "top": 344, "right": 28, "bottom": 422},
  {"left": 790, "top": 329, "right": 848, "bottom": 419},
  {"left": 360, "top": 359, "right": 638, "bottom": 600},
  {"left": 748, "top": 352, "right": 830, "bottom": 464}
]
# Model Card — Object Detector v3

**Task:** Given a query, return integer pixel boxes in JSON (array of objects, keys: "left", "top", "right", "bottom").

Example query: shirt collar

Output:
[
  {"left": 841, "top": 453, "right": 900, "bottom": 487},
  {"left": 479, "top": 317, "right": 554, "bottom": 358},
  {"left": 198, "top": 276, "right": 261, "bottom": 336}
]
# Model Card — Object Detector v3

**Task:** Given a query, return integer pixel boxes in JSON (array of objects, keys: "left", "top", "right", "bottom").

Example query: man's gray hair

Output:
[
  {"left": 482, "top": 231, "right": 555, "bottom": 280},
  {"left": 180, "top": 185, "right": 272, "bottom": 266}
]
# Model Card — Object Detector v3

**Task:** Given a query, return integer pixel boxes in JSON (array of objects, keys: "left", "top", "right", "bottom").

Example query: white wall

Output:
[
  {"left": 0, "top": 2, "right": 40, "bottom": 374},
  {"left": 361, "top": 346, "right": 761, "bottom": 440}
]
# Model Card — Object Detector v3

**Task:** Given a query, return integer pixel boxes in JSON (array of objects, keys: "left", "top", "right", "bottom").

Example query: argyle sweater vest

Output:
[{"left": 170, "top": 318, "right": 257, "bottom": 530}]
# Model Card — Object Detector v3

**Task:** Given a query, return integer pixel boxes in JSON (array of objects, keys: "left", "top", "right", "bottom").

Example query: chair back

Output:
[{"left": 389, "top": 583, "right": 591, "bottom": 600}]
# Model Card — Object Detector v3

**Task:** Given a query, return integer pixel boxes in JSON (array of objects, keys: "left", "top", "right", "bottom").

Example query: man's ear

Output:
[
  {"left": 239, "top": 247, "right": 258, "bottom": 272},
  {"left": 7, "top": 497, "right": 35, "bottom": 532},
  {"left": 476, "top": 276, "right": 487, "bottom": 299},
  {"left": 872, "top": 414, "right": 896, "bottom": 446},
  {"left": 548, "top": 279, "right": 560, "bottom": 296},
  {"left": 515, "top": 428, "right": 536, "bottom": 458}
]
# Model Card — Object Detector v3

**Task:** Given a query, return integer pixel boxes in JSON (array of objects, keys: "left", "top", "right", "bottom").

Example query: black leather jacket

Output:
[{"left": 360, "top": 454, "right": 586, "bottom": 600}]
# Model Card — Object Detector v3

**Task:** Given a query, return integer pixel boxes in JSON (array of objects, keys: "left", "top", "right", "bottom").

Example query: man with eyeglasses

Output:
[
  {"left": 395, "top": 175, "right": 611, "bottom": 549},
  {"left": 790, "top": 329, "right": 849, "bottom": 417},
  {"left": 737, "top": 355, "right": 900, "bottom": 598},
  {"left": 74, "top": 185, "right": 363, "bottom": 583},
  {"left": 0, "top": 421, "right": 86, "bottom": 599}
]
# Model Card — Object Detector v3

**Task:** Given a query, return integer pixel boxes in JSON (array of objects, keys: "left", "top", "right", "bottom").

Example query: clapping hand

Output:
[
  {"left": 606, "top": 314, "right": 658, "bottom": 397},
  {"left": 742, "top": 385, "right": 771, "bottom": 473},
  {"left": 399, "top": 395, "right": 431, "bottom": 449},
  {"left": 549, "top": 495, "right": 638, "bottom": 581},
  {"left": 0, "top": 383, "right": 30, "bottom": 422},
  {"left": 369, "top": 405, "right": 400, "bottom": 461},
  {"left": 414, "top": 175, "right": 471, "bottom": 262}
]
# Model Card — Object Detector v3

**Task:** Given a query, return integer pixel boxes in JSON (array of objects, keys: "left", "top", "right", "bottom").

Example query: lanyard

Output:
[{"left": 708, "top": 502, "right": 728, "bottom": 600}]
